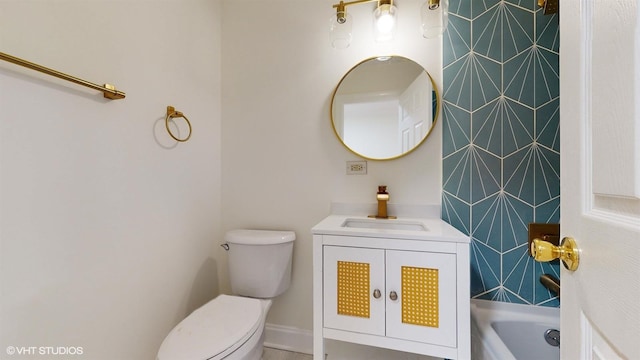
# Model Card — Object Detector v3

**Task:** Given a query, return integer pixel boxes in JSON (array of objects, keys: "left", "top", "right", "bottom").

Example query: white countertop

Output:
[{"left": 312, "top": 214, "right": 470, "bottom": 243}]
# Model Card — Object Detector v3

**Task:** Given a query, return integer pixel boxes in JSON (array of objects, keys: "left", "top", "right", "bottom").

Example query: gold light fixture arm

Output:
[
  {"left": 332, "top": 0, "right": 398, "bottom": 23},
  {"left": 332, "top": 0, "right": 378, "bottom": 9},
  {"left": 531, "top": 237, "right": 581, "bottom": 271},
  {"left": 0, "top": 51, "right": 125, "bottom": 100},
  {"left": 332, "top": 0, "right": 440, "bottom": 13}
]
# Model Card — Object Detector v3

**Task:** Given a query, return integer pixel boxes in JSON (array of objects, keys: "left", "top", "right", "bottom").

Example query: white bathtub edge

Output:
[{"left": 470, "top": 299, "right": 560, "bottom": 360}]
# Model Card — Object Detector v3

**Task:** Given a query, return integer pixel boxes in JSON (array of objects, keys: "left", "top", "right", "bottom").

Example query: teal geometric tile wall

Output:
[{"left": 442, "top": 0, "right": 560, "bottom": 307}]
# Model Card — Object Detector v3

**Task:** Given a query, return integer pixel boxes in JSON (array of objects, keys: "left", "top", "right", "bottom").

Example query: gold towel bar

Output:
[
  {"left": 0, "top": 51, "right": 125, "bottom": 100},
  {"left": 165, "top": 106, "right": 192, "bottom": 142}
]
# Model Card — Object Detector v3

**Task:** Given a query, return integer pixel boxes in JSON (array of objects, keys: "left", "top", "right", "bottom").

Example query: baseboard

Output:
[{"left": 263, "top": 323, "right": 313, "bottom": 355}]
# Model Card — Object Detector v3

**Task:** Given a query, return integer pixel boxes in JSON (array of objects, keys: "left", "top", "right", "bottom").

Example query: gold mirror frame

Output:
[{"left": 330, "top": 56, "right": 440, "bottom": 160}]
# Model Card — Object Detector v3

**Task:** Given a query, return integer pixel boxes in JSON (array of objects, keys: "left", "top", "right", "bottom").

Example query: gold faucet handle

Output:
[{"left": 531, "top": 237, "right": 580, "bottom": 271}]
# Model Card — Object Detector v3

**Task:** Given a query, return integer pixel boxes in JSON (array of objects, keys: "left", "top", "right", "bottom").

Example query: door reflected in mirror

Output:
[{"left": 331, "top": 56, "right": 439, "bottom": 160}]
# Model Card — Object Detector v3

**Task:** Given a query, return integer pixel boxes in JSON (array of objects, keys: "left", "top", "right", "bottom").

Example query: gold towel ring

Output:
[{"left": 165, "top": 106, "right": 192, "bottom": 142}]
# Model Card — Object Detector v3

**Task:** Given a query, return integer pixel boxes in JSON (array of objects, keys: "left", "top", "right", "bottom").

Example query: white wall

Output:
[
  {"left": 220, "top": 0, "right": 442, "bottom": 333},
  {"left": 1, "top": 0, "right": 443, "bottom": 357},
  {"left": 0, "top": 1, "right": 222, "bottom": 359}
]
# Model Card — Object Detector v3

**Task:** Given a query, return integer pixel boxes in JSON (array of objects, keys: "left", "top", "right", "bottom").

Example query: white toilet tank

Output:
[{"left": 225, "top": 229, "right": 295, "bottom": 298}]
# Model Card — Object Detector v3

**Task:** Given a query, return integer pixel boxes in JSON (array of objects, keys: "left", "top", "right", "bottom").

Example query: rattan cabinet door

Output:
[
  {"left": 323, "top": 245, "right": 385, "bottom": 336},
  {"left": 385, "top": 249, "right": 457, "bottom": 347}
]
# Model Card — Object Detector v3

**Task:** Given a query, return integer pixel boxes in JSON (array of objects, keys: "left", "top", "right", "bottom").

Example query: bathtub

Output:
[{"left": 470, "top": 299, "right": 560, "bottom": 360}]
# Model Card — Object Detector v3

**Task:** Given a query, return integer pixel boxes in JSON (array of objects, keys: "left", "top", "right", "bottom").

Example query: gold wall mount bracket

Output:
[
  {"left": 165, "top": 106, "right": 192, "bottom": 142},
  {"left": 537, "top": 0, "right": 558, "bottom": 15}
]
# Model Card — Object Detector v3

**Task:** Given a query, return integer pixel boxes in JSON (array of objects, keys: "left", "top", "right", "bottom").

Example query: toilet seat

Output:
[{"left": 157, "top": 295, "right": 263, "bottom": 360}]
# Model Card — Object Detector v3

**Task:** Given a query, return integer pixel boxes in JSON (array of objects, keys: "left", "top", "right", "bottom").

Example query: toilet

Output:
[{"left": 157, "top": 229, "right": 296, "bottom": 360}]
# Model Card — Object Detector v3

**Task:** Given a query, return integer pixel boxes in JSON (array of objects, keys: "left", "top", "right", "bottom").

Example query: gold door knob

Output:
[{"left": 531, "top": 237, "right": 580, "bottom": 271}]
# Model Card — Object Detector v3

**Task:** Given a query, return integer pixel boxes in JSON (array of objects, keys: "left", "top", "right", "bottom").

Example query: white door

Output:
[
  {"left": 398, "top": 73, "right": 432, "bottom": 153},
  {"left": 560, "top": 0, "right": 640, "bottom": 358}
]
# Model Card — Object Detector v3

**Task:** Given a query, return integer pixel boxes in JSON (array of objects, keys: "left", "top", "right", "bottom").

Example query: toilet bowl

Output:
[
  {"left": 157, "top": 229, "right": 295, "bottom": 360},
  {"left": 157, "top": 295, "right": 271, "bottom": 360}
]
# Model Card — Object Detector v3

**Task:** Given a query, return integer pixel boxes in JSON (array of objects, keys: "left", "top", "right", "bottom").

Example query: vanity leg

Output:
[
  {"left": 313, "top": 336, "right": 325, "bottom": 359},
  {"left": 312, "top": 235, "right": 325, "bottom": 359}
]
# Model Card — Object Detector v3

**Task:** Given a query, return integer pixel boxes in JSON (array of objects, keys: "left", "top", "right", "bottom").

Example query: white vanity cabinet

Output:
[{"left": 312, "top": 215, "right": 470, "bottom": 360}]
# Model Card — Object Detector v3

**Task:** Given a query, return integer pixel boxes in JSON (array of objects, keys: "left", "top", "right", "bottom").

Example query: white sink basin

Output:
[{"left": 341, "top": 218, "right": 428, "bottom": 231}]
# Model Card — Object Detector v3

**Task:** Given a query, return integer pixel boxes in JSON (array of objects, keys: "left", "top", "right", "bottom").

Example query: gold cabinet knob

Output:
[
  {"left": 531, "top": 237, "right": 580, "bottom": 271},
  {"left": 389, "top": 291, "right": 398, "bottom": 301}
]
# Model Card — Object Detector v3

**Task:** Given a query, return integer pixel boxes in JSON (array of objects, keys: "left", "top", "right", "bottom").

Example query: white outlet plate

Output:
[{"left": 346, "top": 161, "right": 367, "bottom": 175}]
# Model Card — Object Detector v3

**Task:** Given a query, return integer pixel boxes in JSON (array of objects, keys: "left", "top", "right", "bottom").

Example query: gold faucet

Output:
[{"left": 369, "top": 185, "right": 396, "bottom": 219}]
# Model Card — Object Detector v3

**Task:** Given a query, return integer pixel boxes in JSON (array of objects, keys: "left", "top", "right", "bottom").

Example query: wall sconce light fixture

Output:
[
  {"left": 330, "top": 1, "right": 353, "bottom": 48},
  {"left": 330, "top": 0, "right": 448, "bottom": 49},
  {"left": 372, "top": 0, "right": 398, "bottom": 42},
  {"left": 421, "top": 0, "right": 448, "bottom": 39}
]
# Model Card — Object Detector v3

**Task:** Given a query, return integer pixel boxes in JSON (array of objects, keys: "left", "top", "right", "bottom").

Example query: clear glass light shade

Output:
[
  {"left": 373, "top": 4, "right": 397, "bottom": 42},
  {"left": 421, "top": 0, "right": 449, "bottom": 38},
  {"left": 329, "top": 11, "right": 353, "bottom": 49}
]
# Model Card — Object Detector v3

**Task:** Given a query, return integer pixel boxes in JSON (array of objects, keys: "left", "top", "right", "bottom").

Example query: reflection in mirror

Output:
[{"left": 331, "top": 56, "right": 439, "bottom": 160}]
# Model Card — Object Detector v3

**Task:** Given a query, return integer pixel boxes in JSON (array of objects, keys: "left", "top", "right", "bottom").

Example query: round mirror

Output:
[{"left": 330, "top": 56, "right": 439, "bottom": 160}]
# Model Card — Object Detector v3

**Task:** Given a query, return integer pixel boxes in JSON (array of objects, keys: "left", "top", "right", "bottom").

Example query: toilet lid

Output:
[{"left": 157, "top": 295, "right": 263, "bottom": 360}]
